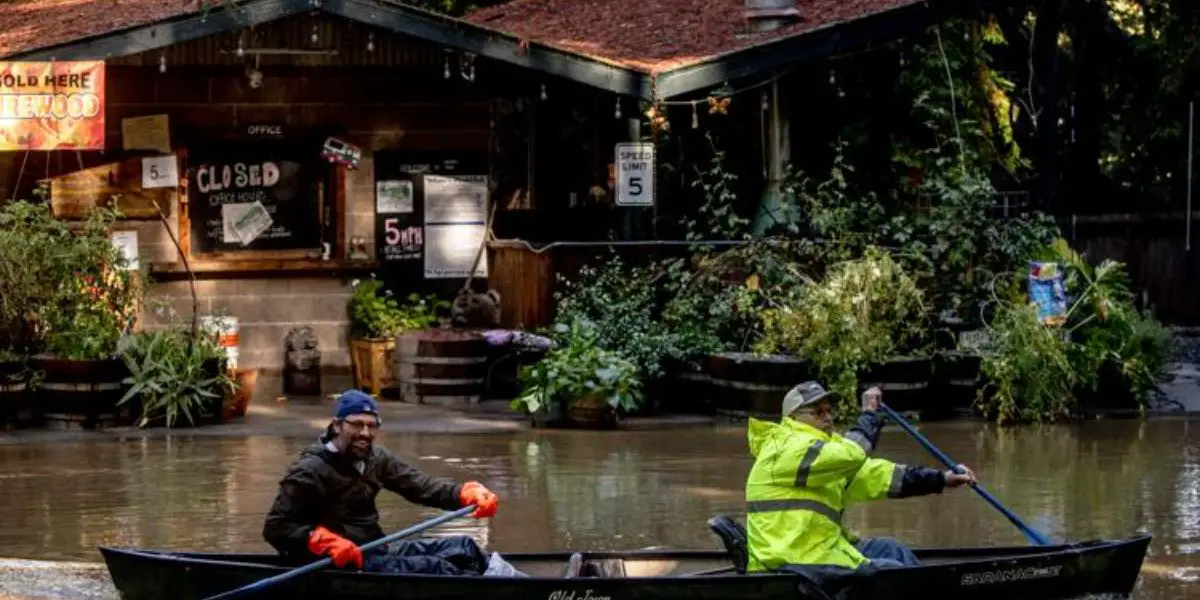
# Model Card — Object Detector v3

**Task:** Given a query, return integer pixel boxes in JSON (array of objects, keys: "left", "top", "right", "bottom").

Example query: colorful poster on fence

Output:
[
  {"left": 1029, "top": 261, "right": 1068, "bottom": 326},
  {"left": 0, "top": 61, "right": 105, "bottom": 151}
]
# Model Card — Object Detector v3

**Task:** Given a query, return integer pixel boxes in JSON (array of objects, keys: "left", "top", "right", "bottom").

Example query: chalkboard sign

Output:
[
  {"left": 187, "top": 140, "right": 322, "bottom": 253},
  {"left": 374, "top": 150, "right": 489, "bottom": 279}
]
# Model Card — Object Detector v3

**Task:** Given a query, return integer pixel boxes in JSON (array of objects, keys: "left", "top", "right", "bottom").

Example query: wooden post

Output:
[{"left": 752, "top": 74, "right": 791, "bottom": 235}]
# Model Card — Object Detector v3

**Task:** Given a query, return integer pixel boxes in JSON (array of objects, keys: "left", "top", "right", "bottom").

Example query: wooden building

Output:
[{"left": 0, "top": 0, "right": 986, "bottom": 390}]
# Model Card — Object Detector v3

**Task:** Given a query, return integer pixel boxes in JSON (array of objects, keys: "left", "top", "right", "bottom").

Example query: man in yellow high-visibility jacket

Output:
[{"left": 745, "top": 381, "right": 976, "bottom": 574}]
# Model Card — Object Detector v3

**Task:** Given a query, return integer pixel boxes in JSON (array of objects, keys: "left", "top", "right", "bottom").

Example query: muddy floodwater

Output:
[{"left": 0, "top": 418, "right": 1197, "bottom": 599}]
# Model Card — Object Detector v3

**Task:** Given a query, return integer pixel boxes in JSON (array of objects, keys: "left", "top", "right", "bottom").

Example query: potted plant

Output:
[
  {"left": 347, "top": 279, "right": 447, "bottom": 396},
  {"left": 755, "top": 247, "right": 928, "bottom": 421},
  {"left": 0, "top": 200, "right": 71, "bottom": 426},
  {"left": 117, "top": 326, "right": 236, "bottom": 428},
  {"left": 510, "top": 319, "right": 642, "bottom": 429},
  {"left": 19, "top": 203, "right": 147, "bottom": 429}
]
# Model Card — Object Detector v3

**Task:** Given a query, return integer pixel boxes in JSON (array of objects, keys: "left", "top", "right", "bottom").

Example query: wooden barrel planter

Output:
[
  {"left": 705, "top": 352, "right": 815, "bottom": 419},
  {"left": 393, "top": 329, "right": 489, "bottom": 407},
  {"left": 932, "top": 351, "right": 983, "bottom": 418},
  {"left": 482, "top": 346, "right": 549, "bottom": 401},
  {"left": 0, "top": 358, "right": 28, "bottom": 429},
  {"left": 29, "top": 355, "right": 131, "bottom": 429},
  {"left": 860, "top": 355, "right": 933, "bottom": 415},
  {"left": 566, "top": 393, "right": 619, "bottom": 429}
]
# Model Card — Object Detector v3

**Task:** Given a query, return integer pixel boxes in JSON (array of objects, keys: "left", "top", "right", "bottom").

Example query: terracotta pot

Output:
[{"left": 224, "top": 367, "right": 258, "bottom": 420}]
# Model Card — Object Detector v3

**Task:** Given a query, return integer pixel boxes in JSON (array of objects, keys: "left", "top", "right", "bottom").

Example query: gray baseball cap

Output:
[{"left": 781, "top": 381, "right": 838, "bottom": 417}]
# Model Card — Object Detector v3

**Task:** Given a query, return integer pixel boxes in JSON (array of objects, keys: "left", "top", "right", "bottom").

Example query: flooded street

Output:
[{"left": 0, "top": 418, "right": 1197, "bottom": 599}]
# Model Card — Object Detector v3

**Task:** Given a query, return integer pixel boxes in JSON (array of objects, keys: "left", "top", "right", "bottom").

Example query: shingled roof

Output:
[
  {"left": 464, "top": 0, "right": 929, "bottom": 73},
  {"left": 0, "top": 0, "right": 200, "bottom": 58},
  {"left": 0, "top": 0, "right": 983, "bottom": 99}
]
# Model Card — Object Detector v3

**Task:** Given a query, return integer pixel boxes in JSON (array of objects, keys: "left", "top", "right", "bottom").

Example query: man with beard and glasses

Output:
[{"left": 263, "top": 390, "right": 526, "bottom": 577}]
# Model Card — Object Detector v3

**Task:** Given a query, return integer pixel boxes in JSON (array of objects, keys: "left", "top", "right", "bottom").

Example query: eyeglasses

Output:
[
  {"left": 796, "top": 404, "right": 833, "bottom": 418},
  {"left": 339, "top": 418, "right": 381, "bottom": 432}
]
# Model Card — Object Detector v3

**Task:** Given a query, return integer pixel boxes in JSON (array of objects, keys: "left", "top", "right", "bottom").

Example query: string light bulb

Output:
[
  {"left": 614, "top": 97, "right": 621, "bottom": 119},
  {"left": 236, "top": 36, "right": 244, "bottom": 57},
  {"left": 159, "top": 52, "right": 166, "bottom": 73},
  {"left": 367, "top": 32, "right": 374, "bottom": 52},
  {"left": 829, "top": 69, "right": 836, "bottom": 86},
  {"left": 760, "top": 91, "right": 768, "bottom": 111},
  {"left": 540, "top": 84, "right": 547, "bottom": 101},
  {"left": 460, "top": 54, "right": 475, "bottom": 82},
  {"left": 691, "top": 101, "right": 699, "bottom": 129},
  {"left": 444, "top": 54, "right": 451, "bottom": 79},
  {"left": 310, "top": 24, "right": 319, "bottom": 44}
]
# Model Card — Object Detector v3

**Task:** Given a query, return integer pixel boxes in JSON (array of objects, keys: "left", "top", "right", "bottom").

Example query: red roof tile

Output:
[
  {"left": 465, "top": 0, "right": 925, "bottom": 73},
  {"left": 0, "top": 0, "right": 202, "bottom": 58}
]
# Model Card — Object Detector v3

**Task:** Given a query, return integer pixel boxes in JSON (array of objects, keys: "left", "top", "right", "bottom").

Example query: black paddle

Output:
[
  {"left": 878, "top": 403, "right": 1053, "bottom": 546},
  {"left": 201, "top": 505, "right": 478, "bottom": 600}
]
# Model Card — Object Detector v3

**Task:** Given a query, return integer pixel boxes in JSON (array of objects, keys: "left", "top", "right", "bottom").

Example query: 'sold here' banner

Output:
[{"left": 0, "top": 61, "right": 105, "bottom": 151}]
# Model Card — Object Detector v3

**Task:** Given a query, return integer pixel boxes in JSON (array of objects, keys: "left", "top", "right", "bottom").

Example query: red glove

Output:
[
  {"left": 308, "top": 526, "right": 364, "bottom": 569},
  {"left": 459, "top": 481, "right": 498, "bottom": 519}
]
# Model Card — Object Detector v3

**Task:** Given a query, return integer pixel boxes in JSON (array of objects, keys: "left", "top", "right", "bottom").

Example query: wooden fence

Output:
[{"left": 1069, "top": 212, "right": 1200, "bottom": 325}]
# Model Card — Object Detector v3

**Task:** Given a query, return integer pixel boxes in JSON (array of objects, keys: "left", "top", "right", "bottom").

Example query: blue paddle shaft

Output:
[
  {"left": 202, "top": 505, "right": 478, "bottom": 600},
  {"left": 877, "top": 403, "right": 1053, "bottom": 547}
]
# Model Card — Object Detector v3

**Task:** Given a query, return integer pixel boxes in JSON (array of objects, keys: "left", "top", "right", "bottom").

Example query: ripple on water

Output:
[{"left": 0, "top": 419, "right": 1197, "bottom": 599}]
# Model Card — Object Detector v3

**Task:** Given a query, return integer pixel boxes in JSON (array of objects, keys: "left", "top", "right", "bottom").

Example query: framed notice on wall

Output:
[
  {"left": 186, "top": 140, "right": 322, "bottom": 254},
  {"left": 373, "top": 150, "right": 489, "bottom": 281}
]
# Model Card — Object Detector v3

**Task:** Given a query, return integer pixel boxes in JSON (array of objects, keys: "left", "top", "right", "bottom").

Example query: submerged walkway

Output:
[
  {"left": 0, "top": 376, "right": 712, "bottom": 599},
  {"left": 0, "top": 375, "right": 714, "bottom": 446},
  {"left": 0, "top": 560, "right": 114, "bottom": 600}
]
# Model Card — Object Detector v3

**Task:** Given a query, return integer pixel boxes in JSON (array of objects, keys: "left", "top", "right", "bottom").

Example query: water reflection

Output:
[{"left": 0, "top": 419, "right": 1196, "bottom": 599}]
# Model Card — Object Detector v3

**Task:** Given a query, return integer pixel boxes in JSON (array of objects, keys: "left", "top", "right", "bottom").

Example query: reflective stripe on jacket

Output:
[{"left": 744, "top": 415, "right": 944, "bottom": 572}]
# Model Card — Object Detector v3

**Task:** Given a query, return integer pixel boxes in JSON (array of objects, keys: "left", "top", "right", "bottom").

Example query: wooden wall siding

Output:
[
  {"left": 487, "top": 244, "right": 554, "bottom": 330},
  {"left": 107, "top": 12, "right": 444, "bottom": 69},
  {"left": 104, "top": 66, "right": 490, "bottom": 147},
  {"left": 0, "top": 65, "right": 491, "bottom": 198},
  {"left": 1072, "top": 222, "right": 1200, "bottom": 325}
]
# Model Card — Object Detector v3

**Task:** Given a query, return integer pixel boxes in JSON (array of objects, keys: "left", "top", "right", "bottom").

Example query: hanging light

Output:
[
  {"left": 311, "top": 24, "right": 319, "bottom": 44},
  {"left": 236, "top": 36, "right": 245, "bottom": 57},
  {"left": 159, "top": 52, "right": 167, "bottom": 73},
  {"left": 614, "top": 97, "right": 621, "bottom": 119},
  {"left": 444, "top": 54, "right": 451, "bottom": 79},
  {"left": 366, "top": 32, "right": 375, "bottom": 52},
  {"left": 540, "top": 84, "right": 547, "bottom": 101},
  {"left": 691, "top": 101, "right": 699, "bottom": 129}
]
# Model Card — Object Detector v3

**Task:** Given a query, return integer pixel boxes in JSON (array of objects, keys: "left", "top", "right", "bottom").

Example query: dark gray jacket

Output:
[{"left": 262, "top": 443, "right": 463, "bottom": 558}]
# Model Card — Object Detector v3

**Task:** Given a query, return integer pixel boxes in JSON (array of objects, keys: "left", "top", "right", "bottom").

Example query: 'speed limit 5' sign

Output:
[{"left": 615, "top": 142, "right": 654, "bottom": 206}]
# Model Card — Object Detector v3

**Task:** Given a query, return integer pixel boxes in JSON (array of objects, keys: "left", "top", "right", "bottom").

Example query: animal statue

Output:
[{"left": 450, "top": 288, "right": 501, "bottom": 328}]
